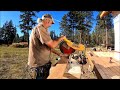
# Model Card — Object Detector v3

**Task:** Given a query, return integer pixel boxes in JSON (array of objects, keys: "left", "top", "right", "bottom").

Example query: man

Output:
[{"left": 27, "top": 14, "right": 66, "bottom": 79}]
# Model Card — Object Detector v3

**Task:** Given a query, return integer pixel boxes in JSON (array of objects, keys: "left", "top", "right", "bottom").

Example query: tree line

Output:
[
  {"left": 0, "top": 11, "right": 39, "bottom": 46},
  {"left": 0, "top": 11, "right": 114, "bottom": 48},
  {"left": 60, "top": 11, "right": 114, "bottom": 48}
]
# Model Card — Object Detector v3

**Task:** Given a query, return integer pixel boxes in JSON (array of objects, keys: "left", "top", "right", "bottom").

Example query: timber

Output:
[
  {"left": 47, "top": 57, "right": 68, "bottom": 79},
  {"left": 86, "top": 51, "right": 120, "bottom": 79},
  {"left": 100, "top": 11, "right": 109, "bottom": 19}
]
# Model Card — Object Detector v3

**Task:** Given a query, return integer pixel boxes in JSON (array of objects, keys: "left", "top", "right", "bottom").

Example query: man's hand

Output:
[{"left": 59, "top": 35, "right": 66, "bottom": 41}]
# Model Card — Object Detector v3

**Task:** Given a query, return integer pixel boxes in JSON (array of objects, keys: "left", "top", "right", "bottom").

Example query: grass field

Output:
[
  {"left": 0, "top": 46, "right": 29, "bottom": 79},
  {"left": 0, "top": 46, "right": 59, "bottom": 79},
  {"left": 0, "top": 45, "right": 97, "bottom": 79}
]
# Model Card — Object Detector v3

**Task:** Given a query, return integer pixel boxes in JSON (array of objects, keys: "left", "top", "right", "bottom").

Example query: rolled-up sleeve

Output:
[{"left": 35, "top": 26, "right": 52, "bottom": 44}]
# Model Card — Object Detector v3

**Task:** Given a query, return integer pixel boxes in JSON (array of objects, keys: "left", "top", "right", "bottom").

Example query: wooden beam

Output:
[
  {"left": 47, "top": 57, "right": 68, "bottom": 79},
  {"left": 100, "top": 11, "right": 109, "bottom": 19},
  {"left": 91, "top": 54, "right": 120, "bottom": 79}
]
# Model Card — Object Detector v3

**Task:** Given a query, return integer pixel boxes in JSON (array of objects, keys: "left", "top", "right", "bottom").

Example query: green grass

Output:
[{"left": 0, "top": 46, "right": 59, "bottom": 79}]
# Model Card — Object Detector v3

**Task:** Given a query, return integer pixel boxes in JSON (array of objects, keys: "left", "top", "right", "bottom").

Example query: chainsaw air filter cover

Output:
[{"left": 59, "top": 41, "right": 75, "bottom": 55}]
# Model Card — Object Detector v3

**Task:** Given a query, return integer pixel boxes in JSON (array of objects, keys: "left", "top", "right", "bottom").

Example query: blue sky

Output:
[{"left": 0, "top": 11, "right": 98, "bottom": 37}]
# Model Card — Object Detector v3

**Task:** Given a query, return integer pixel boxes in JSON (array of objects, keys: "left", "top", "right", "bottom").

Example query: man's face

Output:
[{"left": 44, "top": 18, "right": 53, "bottom": 28}]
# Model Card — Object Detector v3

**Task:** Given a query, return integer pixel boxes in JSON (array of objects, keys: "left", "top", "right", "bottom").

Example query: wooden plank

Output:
[
  {"left": 94, "top": 64, "right": 109, "bottom": 79},
  {"left": 102, "top": 58, "right": 120, "bottom": 76},
  {"left": 47, "top": 57, "right": 68, "bottom": 79},
  {"left": 93, "top": 59, "right": 110, "bottom": 79},
  {"left": 103, "top": 58, "right": 120, "bottom": 73},
  {"left": 86, "top": 52, "right": 94, "bottom": 71},
  {"left": 93, "top": 65, "right": 103, "bottom": 79},
  {"left": 97, "top": 57, "right": 118, "bottom": 75},
  {"left": 100, "top": 11, "right": 109, "bottom": 18},
  {"left": 95, "top": 65, "right": 111, "bottom": 79},
  {"left": 91, "top": 56, "right": 109, "bottom": 78},
  {"left": 87, "top": 51, "right": 120, "bottom": 79},
  {"left": 94, "top": 57, "right": 114, "bottom": 78},
  {"left": 63, "top": 73, "right": 80, "bottom": 79},
  {"left": 81, "top": 51, "right": 120, "bottom": 79},
  {"left": 86, "top": 52, "right": 108, "bottom": 79},
  {"left": 93, "top": 56, "right": 120, "bottom": 79}
]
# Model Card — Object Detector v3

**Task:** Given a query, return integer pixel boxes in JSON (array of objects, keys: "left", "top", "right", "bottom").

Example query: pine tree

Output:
[
  {"left": 19, "top": 11, "right": 39, "bottom": 46},
  {"left": 1, "top": 20, "right": 16, "bottom": 46},
  {"left": 93, "top": 11, "right": 114, "bottom": 47},
  {"left": 13, "top": 33, "right": 20, "bottom": 43},
  {"left": 60, "top": 11, "right": 94, "bottom": 45},
  {"left": 60, "top": 14, "right": 72, "bottom": 40}
]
